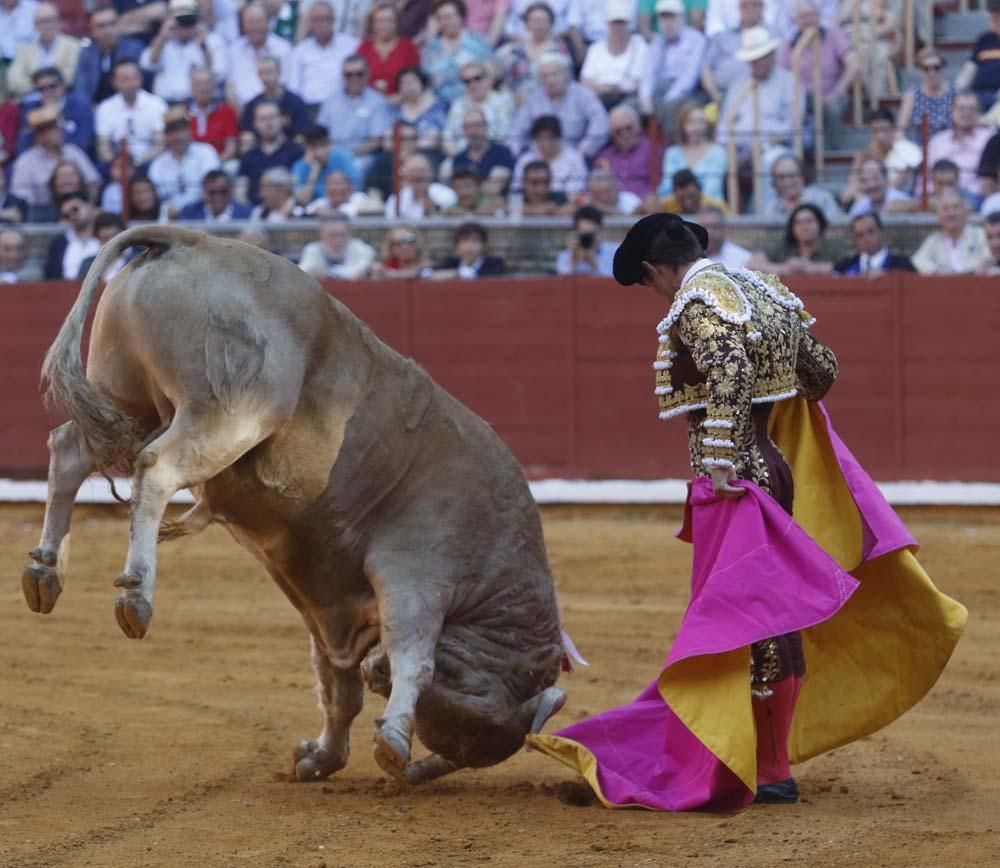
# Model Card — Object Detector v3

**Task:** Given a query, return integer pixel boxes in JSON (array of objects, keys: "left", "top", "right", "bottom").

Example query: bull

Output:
[{"left": 23, "top": 226, "right": 568, "bottom": 785}]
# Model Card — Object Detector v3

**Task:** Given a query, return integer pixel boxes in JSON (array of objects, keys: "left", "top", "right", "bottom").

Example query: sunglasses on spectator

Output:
[
  {"left": 60, "top": 205, "right": 80, "bottom": 220},
  {"left": 462, "top": 74, "right": 485, "bottom": 84},
  {"left": 38, "top": 81, "right": 61, "bottom": 91}
]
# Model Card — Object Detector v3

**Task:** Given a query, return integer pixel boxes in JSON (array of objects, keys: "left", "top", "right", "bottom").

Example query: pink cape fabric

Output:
[{"left": 546, "top": 405, "right": 907, "bottom": 812}]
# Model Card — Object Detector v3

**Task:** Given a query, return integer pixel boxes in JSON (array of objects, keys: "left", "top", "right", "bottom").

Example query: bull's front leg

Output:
[
  {"left": 23, "top": 422, "right": 94, "bottom": 614},
  {"left": 293, "top": 636, "right": 364, "bottom": 781}
]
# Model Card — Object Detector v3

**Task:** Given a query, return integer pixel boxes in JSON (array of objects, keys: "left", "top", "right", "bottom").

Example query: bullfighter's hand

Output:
[{"left": 710, "top": 465, "right": 745, "bottom": 499}]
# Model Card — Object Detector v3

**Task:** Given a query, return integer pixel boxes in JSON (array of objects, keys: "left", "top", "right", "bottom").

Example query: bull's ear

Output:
[{"left": 399, "top": 364, "right": 433, "bottom": 433}]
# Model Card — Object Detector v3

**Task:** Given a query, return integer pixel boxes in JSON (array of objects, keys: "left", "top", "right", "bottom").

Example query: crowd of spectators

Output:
[{"left": 1, "top": 0, "right": 1000, "bottom": 283}]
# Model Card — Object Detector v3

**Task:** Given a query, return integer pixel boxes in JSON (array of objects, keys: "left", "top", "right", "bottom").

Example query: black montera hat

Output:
[{"left": 612, "top": 213, "right": 709, "bottom": 286}]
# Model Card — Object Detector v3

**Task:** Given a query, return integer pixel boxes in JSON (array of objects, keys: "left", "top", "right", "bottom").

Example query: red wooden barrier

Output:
[{"left": 3, "top": 275, "right": 998, "bottom": 481}]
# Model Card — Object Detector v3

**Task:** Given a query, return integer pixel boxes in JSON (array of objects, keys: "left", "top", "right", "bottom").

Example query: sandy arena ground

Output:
[{"left": 0, "top": 502, "right": 997, "bottom": 868}]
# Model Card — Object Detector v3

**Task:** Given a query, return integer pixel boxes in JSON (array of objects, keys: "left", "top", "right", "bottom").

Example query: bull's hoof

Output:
[
  {"left": 292, "top": 738, "right": 346, "bottom": 782},
  {"left": 403, "top": 754, "right": 459, "bottom": 785},
  {"left": 373, "top": 718, "right": 411, "bottom": 781},
  {"left": 114, "top": 591, "right": 152, "bottom": 639},
  {"left": 21, "top": 562, "right": 63, "bottom": 614}
]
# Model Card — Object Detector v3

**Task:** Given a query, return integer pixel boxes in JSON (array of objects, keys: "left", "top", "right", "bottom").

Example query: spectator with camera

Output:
[
  {"left": 74, "top": 7, "right": 145, "bottom": 105},
  {"left": 140, "top": 0, "right": 228, "bottom": 104},
  {"left": 44, "top": 191, "right": 99, "bottom": 280},
  {"left": 180, "top": 169, "right": 253, "bottom": 221},
  {"left": 555, "top": 205, "right": 616, "bottom": 276}
]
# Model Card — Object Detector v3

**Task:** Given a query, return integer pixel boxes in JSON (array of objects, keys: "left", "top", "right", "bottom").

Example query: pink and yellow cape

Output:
[{"left": 529, "top": 398, "right": 967, "bottom": 811}]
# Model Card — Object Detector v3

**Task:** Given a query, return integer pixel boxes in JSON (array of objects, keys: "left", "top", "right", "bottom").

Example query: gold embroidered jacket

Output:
[{"left": 652, "top": 260, "right": 838, "bottom": 481}]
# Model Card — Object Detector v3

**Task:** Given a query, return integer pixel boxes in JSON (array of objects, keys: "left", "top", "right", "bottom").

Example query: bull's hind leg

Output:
[
  {"left": 23, "top": 422, "right": 95, "bottom": 614},
  {"left": 114, "top": 408, "right": 275, "bottom": 639},
  {"left": 293, "top": 636, "right": 365, "bottom": 781}
]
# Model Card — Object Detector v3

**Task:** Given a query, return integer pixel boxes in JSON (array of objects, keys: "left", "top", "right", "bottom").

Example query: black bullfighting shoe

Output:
[{"left": 754, "top": 778, "right": 799, "bottom": 804}]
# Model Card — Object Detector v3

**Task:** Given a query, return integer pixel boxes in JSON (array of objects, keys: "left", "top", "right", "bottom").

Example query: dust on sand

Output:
[{"left": 1, "top": 504, "right": 997, "bottom": 867}]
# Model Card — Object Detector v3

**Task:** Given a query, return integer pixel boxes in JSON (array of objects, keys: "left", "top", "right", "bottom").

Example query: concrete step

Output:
[{"left": 935, "top": 10, "right": 988, "bottom": 41}]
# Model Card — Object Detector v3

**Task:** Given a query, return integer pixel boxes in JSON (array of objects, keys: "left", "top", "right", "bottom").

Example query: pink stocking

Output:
[{"left": 753, "top": 676, "right": 803, "bottom": 786}]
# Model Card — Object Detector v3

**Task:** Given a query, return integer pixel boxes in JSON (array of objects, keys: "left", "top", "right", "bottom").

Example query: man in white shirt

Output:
[
  {"left": 298, "top": 212, "right": 376, "bottom": 280},
  {"left": 580, "top": 0, "right": 648, "bottom": 110},
  {"left": 148, "top": 105, "right": 222, "bottom": 217},
  {"left": 227, "top": 2, "right": 292, "bottom": 107},
  {"left": 0, "top": 0, "right": 38, "bottom": 67},
  {"left": 5, "top": 2, "right": 81, "bottom": 97},
  {"left": 140, "top": 0, "right": 229, "bottom": 103},
  {"left": 697, "top": 205, "right": 752, "bottom": 269},
  {"left": 95, "top": 59, "right": 168, "bottom": 165},
  {"left": 283, "top": 1, "right": 359, "bottom": 108}
]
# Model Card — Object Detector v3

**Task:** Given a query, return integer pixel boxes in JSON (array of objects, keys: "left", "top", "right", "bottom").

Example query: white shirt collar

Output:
[{"left": 680, "top": 257, "right": 718, "bottom": 287}]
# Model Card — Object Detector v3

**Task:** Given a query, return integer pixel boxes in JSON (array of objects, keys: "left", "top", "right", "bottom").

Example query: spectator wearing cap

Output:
[
  {"left": 442, "top": 60, "right": 515, "bottom": 157},
  {"left": 655, "top": 169, "right": 728, "bottom": 216},
  {"left": 284, "top": 1, "right": 360, "bottom": 110},
  {"left": 147, "top": 105, "right": 221, "bottom": 217},
  {"left": 384, "top": 152, "right": 458, "bottom": 218},
  {"left": 700, "top": 0, "right": 763, "bottom": 106},
  {"left": 448, "top": 107, "right": 515, "bottom": 196},
  {"left": 357, "top": 1, "right": 421, "bottom": 97},
  {"left": 44, "top": 191, "right": 99, "bottom": 280},
  {"left": 556, "top": 205, "right": 616, "bottom": 276},
  {"left": 579, "top": 1, "right": 647, "bottom": 113},
  {"left": 0, "top": 0, "right": 39, "bottom": 70},
  {"left": 249, "top": 166, "right": 303, "bottom": 221},
  {"left": 509, "top": 52, "right": 609, "bottom": 159},
  {"left": 511, "top": 114, "right": 588, "bottom": 196},
  {"left": 420, "top": 0, "right": 493, "bottom": 105},
  {"left": 445, "top": 167, "right": 506, "bottom": 216},
  {"left": 140, "top": 0, "right": 228, "bottom": 104},
  {"left": 188, "top": 67, "right": 239, "bottom": 163},
  {"left": 95, "top": 59, "right": 168, "bottom": 165},
  {"left": 955, "top": 0, "right": 1000, "bottom": 113},
  {"left": 0, "top": 227, "right": 42, "bottom": 282},
  {"left": 5, "top": 3, "right": 81, "bottom": 99},
  {"left": 593, "top": 104, "right": 660, "bottom": 202},
  {"left": 180, "top": 169, "right": 253, "bottom": 221},
  {"left": 237, "top": 99, "right": 304, "bottom": 204},
  {"left": 697, "top": 205, "right": 751, "bottom": 269},
  {"left": 291, "top": 125, "right": 361, "bottom": 207},
  {"left": 777, "top": 1, "right": 858, "bottom": 150},
  {"left": 316, "top": 55, "right": 391, "bottom": 177},
  {"left": 227, "top": 2, "right": 292, "bottom": 108},
  {"left": 16, "top": 67, "right": 95, "bottom": 156},
  {"left": 432, "top": 221, "right": 506, "bottom": 278},
  {"left": 240, "top": 56, "right": 311, "bottom": 141},
  {"left": 11, "top": 104, "right": 100, "bottom": 211},
  {"left": 924, "top": 91, "right": 993, "bottom": 203},
  {"left": 638, "top": 0, "right": 706, "bottom": 136},
  {"left": 74, "top": 7, "right": 145, "bottom": 105},
  {"left": 834, "top": 211, "right": 915, "bottom": 276},
  {"left": 298, "top": 212, "right": 377, "bottom": 280},
  {"left": 717, "top": 24, "right": 803, "bottom": 210}
]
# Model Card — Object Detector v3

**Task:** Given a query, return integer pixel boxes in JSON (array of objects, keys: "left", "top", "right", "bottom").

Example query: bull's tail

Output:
[{"left": 41, "top": 226, "right": 202, "bottom": 471}]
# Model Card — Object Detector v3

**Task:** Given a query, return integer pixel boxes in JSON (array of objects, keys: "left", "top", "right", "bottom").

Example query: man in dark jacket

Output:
[
  {"left": 434, "top": 221, "right": 506, "bottom": 278},
  {"left": 73, "top": 7, "right": 145, "bottom": 104},
  {"left": 834, "top": 211, "right": 916, "bottom": 276},
  {"left": 180, "top": 169, "right": 253, "bottom": 222}
]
